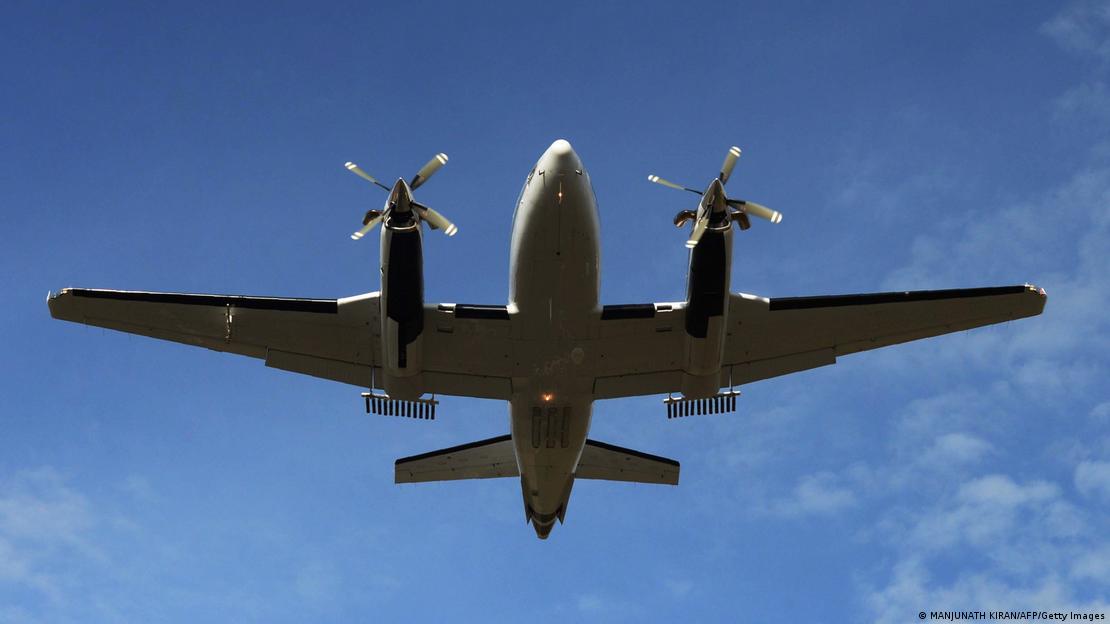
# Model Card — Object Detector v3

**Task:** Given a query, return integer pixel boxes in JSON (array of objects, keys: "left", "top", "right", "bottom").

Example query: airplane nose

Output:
[
  {"left": 540, "top": 138, "right": 582, "bottom": 173},
  {"left": 548, "top": 138, "right": 573, "bottom": 157},
  {"left": 533, "top": 519, "right": 554, "bottom": 539}
]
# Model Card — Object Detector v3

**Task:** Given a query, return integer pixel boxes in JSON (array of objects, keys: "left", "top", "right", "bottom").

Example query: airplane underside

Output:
[{"left": 48, "top": 139, "right": 1046, "bottom": 540}]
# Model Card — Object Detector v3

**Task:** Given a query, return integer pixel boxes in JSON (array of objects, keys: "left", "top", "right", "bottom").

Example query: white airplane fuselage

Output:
[{"left": 507, "top": 140, "right": 600, "bottom": 538}]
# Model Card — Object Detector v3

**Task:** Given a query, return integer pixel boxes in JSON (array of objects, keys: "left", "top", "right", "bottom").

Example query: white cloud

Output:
[
  {"left": 1074, "top": 460, "right": 1110, "bottom": 500},
  {"left": 576, "top": 593, "right": 606, "bottom": 613},
  {"left": 898, "top": 475, "right": 1060, "bottom": 553},
  {"left": 573, "top": 591, "right": 643, "bottom": 617},
  {"left": 663, "top": 578, "right": 694, "bottom": 599},
  {"left": 1053, "top": 81, "right": 1110, "bottom": 129},
  {"left": 0, "top": 468, "right": 100, "bottom": 603},
  {"left": 921, "top": 433, "right": 992, "bottom": 467},
  {"left": 1072, "top": 545, "right": 1110, "bottom": 583},
  {"left": 1091, "top": 401, "right": 1110, "bottom": 421},
  {"left": 864, "top": 470, "right": 1107, "bottom": 620},
  {"left": 957, "top": 474, "right": 1058, "bottom": 507},
  {"left": 773, "top": 471, "right": 856, "bottom": 517},
  {"left": 294, "top": 561, "right": 340, "bottom": 603},
  {"left": 1042, "top": 0, "right": 1110, "bottom": 60},
  {"left": 858, "top": 12, "right": 1110, "bottom": 613},
  {"left": 866, "top": 558, "right": 1110, "bottom": 624},
  {"left": 118, "top": 475, "right": 157, "bottom": 503},
  {"left": 0, "top": 605, "right": 42, "bottom": 624},
  {"left": 0, "top": 537, "right": 59, "bottom": 601},
  {"left": 0, "top": 467, "right": 94, "bottom": 548}
]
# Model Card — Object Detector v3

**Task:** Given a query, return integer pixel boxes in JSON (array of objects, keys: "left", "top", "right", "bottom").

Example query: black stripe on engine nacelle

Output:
[{"left": 685, "top": 231, "right": 727, "bottom": 338}]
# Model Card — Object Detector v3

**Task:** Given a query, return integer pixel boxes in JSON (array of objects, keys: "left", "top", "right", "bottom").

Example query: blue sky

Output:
[{"left": 3, "top": 1, "right": 1109, "bottom": 622}]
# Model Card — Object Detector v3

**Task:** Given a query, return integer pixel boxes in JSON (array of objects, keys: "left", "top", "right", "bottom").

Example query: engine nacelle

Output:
[
  {"left": 681, "top": 225, "right": 732, "bottom": 396},
  {"left": 379, "top": 224, "right": 425, "bottom": 399}
]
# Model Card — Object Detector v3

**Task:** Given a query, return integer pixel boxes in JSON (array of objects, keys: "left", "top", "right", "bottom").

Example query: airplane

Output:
[{"left": 48, "top": 139, "right": 1047, "bottom": 539}]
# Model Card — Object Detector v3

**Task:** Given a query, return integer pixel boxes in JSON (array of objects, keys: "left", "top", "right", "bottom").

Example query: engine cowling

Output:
[
  {"left": 380, "top": 223, "right": 425, "bottom": 399},
  {"left": 647, "top": 145, "right": 781, "bottom": 399},
  {"left": 681, "top": 224, "right": 732, "bottom": 397}
]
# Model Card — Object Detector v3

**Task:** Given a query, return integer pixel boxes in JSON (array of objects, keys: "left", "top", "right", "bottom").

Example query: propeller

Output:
[
  {"left": 648, "top": 175, "right": 701, "bottom": 195},
  {"left": 719, "top": 146, "right": 741, "bottom": 184},
  {"left": 649, "top": 145, "right": 782, "bottom": 247},
  {"left": 344, "top": 152, "right": 458, "bottom": 240},
  {"left": 410, "top": 153, "right": 448, "bottom": 190},
  {"left": 727, "top": 199, "right": 782, "bottom": 224}
]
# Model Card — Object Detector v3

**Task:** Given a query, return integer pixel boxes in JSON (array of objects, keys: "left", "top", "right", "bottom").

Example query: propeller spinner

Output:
[
  {"left": 344, "top": 153, "right": 458, "bottom": 240},
  {"left": 648, "top": 145, "right": 782, "bottom": 247}
]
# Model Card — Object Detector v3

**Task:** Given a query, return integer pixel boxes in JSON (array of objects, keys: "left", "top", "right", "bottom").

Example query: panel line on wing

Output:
[
  {"left": 66, "top": 288, "right": 338, "bottom": 314},
  {"left": 768, "top": 285, "right": 1029, "bottom": 311}
]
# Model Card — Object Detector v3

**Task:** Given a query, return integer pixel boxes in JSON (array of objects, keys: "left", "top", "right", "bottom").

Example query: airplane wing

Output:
[
  {"left": 48, "top": 288, "right": 514, "bottom": 399},
  {"left": 592, "top": 284, "right": 1047, "bottom": 399}
]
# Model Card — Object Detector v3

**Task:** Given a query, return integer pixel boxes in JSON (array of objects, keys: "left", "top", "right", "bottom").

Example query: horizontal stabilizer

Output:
[
  {"left": 576, "top": 440, "right": 679, "bottom": 485},
  {"left": 395, "top": 435, "right": 518, "bottom": 484}
]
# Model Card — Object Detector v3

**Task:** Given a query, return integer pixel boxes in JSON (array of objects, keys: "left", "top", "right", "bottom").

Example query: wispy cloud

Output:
[
  {"left": 1074, "top": 460, "right": 1110, "bottom": 501},
  {"left": 866, "top": 557, "right": 1110, "bottom": 624},
  {"left": 1092, "top": 401, "right": 1110, "bottom": 421},
  {"left": 0, "top": 468, "right": 99, "bottom": 604},
  {"left": 839, "top": 14, "right": 1110, "bottom": 605},
  {"left": 1071, "top": 545, "right": 1110, "bottom": 582},
  {"left": 1053, "top": 81, "right": 1110, "bottom": 130},
  {"left": 118, "top": 475, "right": 158, "bottom": 503},
  {"left": 574, "top": 591, "right": 642, "bottom": 618},
  {"left": 663, "top": 578, "right": 694, "bottom": 599},
  {"left": 0, "top": 467, "right": 94, "bottom": 549},
  {"left": 1041, "top": 0, "right": 1110, "bottom": 61},
  {"left": 920, "top": 432, "right": 993, "bottom": 467},
  {"left": 862, "top": 467, "right": 1107, "bottom": 621},
  {"left": 576, "top": 593, "right": 607, "bottom": 613},
  {"left": 772, "top": 471, "right": 857, "bottom": 517},
  {"left": 294, "top": 561, "right": 341, "bottom": 603}
]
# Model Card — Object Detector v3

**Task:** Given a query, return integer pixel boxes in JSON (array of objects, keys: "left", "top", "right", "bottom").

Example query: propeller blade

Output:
[
  {"left": 413, "top": 202, "right": 458, "bottom": 236},
  {"left": 410, "top": 153, "right": 448, "bottom": 190},
  {"left": 719, "top": 146, "right": 742, "bottom": 184},
  {"left": 350, "top": 214, "right": 383, "bottom": 240},
  {"left": 345, "top": 162, "right": 391, "bottom": 191},
  {"left": 686, "top": 214, "right": 709, "bottom": 248},
  {"left": 648, "top": 175, "right": 703, "bottom": 195},
  {"left": 728, "top": 199, "right": 783, "bottom": 224}
]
